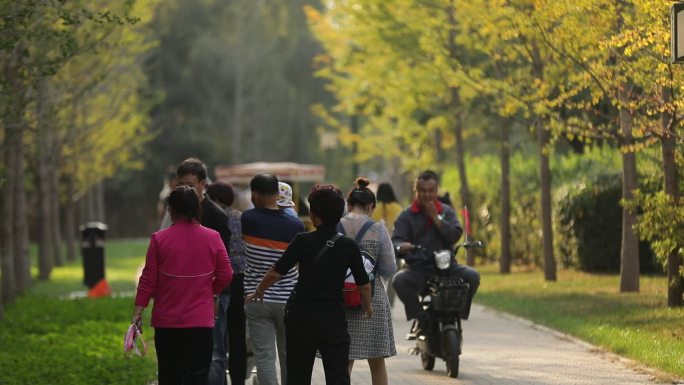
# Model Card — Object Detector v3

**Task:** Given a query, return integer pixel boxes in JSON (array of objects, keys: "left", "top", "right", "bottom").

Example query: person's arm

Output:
[
  {"left": 392, "top": 211, "right": 426, "bottom": 264},
  {"left": 228, "top": 212, "right": 246, "bottom": 268},
  {"left": 203, "top": 200, "right": 232, "bottom": 249},
  {"left": 391, "top": 210, "right": 413, "bottom": 251},
  {"left": 358, "top": 282, "right": 372, "bottom": 318},
  {"left": 376, "top": 222, "right": 397, "bottom": 279},
  {"left": 213, "top": 237, "right": 233, "bottom": 294},
  {"left": 437, "top": 207, "right": 463, "bottom": 246},
  {"left": 244, "top": 267, "right": 283, "bottom": 302},
  {"left": 132, "top": 234, "right": 159, "bottom": 330},
  {"left": 347, "top": 241, "right": 372, "bottom": 317}
]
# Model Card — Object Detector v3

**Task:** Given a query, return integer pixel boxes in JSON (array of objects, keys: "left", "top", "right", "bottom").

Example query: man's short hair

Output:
[
  {"left": 417, "top": 170, "right": 439, "bottom": 184},
  {"left": 177, "top": 157, "right": 208, "bottom": 181},
  {"left": 250, "top": 173, "right": 279, "bottom": 195}
]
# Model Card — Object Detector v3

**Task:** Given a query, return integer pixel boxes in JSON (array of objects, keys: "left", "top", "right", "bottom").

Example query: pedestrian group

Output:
[{"left": 132, "top": 157, "right": 480, "bottom": 385}]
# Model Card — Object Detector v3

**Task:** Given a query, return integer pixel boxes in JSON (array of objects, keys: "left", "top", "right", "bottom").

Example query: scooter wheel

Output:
[
  {"left": 421, "top": 351, "right": 435, "bottom": 371},
  {"left": 445, "top": 329, "right": 460, "bottom": 378}
]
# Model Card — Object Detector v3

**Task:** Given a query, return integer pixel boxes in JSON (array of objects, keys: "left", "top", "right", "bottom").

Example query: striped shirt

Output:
[{"left": 241, "top": 207, "right": 304, "bottom": 303}]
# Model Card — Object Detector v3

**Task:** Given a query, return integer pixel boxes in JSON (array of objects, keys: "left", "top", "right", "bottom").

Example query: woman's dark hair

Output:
[
  {"left": 167, "top": 185, "right": 200, "bottom": 222},
  {"left": 347, "top": 177, "right": 376, "bottom": 209},
  {"left": 206, "top": 181, "right": 235, "bottom": 207},
  {"left": 376, "top": 182, "right": 398, "bottom": 203},
  {"left": 308, "top": 184, "right": 345, "bottom": 224},
  {"left": 250, "top": 173, "right": 278, "bottom": 195}
]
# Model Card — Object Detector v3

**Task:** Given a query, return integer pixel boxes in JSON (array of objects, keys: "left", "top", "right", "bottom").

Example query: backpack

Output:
[{"left": 337, "top": 220, "right": 377, "bottom": 310}]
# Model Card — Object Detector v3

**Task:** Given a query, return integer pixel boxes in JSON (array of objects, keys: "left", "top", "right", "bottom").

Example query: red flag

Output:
[{"left": 460, "top": 206, "right": 471, "bottom": 238}]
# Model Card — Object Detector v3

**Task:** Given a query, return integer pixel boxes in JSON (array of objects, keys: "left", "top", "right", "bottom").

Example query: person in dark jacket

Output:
[
  {"left": 246, "top": 184, "right": 372, "bottom": 385},
  {"left": 206, "top": 181, "right": 248, "bottom": 385},
  {"left": 176, "top": 158, "right": 234, "bottom": 385},
  {"left": 391, "top": 170, "right": 480, "bottom": 330}
]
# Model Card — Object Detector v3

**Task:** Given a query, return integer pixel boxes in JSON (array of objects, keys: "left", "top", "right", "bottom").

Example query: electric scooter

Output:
[{"left": 407, "top": 241, "right": 483, "bottom": 378}]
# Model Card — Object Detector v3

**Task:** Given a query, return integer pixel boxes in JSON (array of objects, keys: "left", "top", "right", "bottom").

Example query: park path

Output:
[{"left": 301, "top": 303, "right": 677, "bottom": 385}]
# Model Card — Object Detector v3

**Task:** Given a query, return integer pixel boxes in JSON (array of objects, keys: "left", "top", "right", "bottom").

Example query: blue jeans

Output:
[{"left": 208, "top": 292, "right": 230, "bottom": 385}]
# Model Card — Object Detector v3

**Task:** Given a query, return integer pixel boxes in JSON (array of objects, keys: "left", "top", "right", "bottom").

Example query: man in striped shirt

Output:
[{"left": 242, "top": 173, "right": 304, "bottom": 385}]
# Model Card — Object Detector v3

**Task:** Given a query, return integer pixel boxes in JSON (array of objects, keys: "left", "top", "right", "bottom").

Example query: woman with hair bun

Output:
[{"left": 340, "top": 177, "right": 397, "bottom": 385}]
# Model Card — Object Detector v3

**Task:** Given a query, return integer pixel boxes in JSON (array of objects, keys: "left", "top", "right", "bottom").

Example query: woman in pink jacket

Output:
[{"left": 132, "top": 185, "right": 233, "bottom": 385}]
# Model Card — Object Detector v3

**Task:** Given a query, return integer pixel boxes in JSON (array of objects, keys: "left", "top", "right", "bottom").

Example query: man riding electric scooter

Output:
[{"left": 391, "top": 170, "right": 480, "bottom": 333}]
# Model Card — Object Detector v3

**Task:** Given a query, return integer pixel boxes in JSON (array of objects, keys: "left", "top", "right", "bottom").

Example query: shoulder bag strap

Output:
[
  {"left": 312, "top": 233, "right": 343, "bottom": 266},
  {"left": 354, "top": 220, "right": 375, "bottom": 244},
  {"left": 355, "top": 220, "right": 380, "bottom": 274}
]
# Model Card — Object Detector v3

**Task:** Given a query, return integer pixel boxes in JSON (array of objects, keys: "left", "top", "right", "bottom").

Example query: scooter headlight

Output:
[{"left": 435, "top": 250, "right": 452, "bottom": 270}]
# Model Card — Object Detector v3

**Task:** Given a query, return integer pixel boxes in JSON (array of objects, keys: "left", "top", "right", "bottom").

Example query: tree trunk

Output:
[
  {"left": 537, "top": 118, "right": 556, "bottom": 281},
  {"left": 49, "top": 151, "right": 64, "bottom": 267},
  {"left": 1, "top": 129, "right": 17, "bottom": 304},
  {"left": 662, "top": 88, "right": 682, "bottom": 306},
  {"left": 96, "top": 180, "right": 105, "bottom": 222},
  {"left": 447, "top": 2, "right": 474, "bottom": 265},
  {"left": 0, "top": 233, "right": 4, "bottom": 317},
  {"left": 499, "top": 119, "right": 512, "bottom": 274},
  {"left": 531, "top": 43, "right": 556, "bottom": 281},
  {"left": 231, "top": 2, "right": 245, "bottom": 163},
  {"left": 453, "top": 107, "right": 473, "bottom": 265},
  {"left": 87, "top": 186, "right": 96, "bottom": 222},
  {"left": 0, "top": 270, "right": 3, "bottom": 319},
  {"left": 36, "top": 81, "right": 54, "bottom": 280},
  {"left": 619, "top": 86, "right": 640, "bottom": 292},
  {"left": 65, "top": 181, "right": 77, "bottom": 262},
  {"left": 12, "top": 125, "right": 30, "bottom": 293},
  {"left": 350, "top": 114, "right": 360, "bottom": 178}
]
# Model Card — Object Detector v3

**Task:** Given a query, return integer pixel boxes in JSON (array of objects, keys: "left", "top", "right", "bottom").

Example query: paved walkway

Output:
[{"left": 302, "top": 303, "right": 675, "bottom": 385}]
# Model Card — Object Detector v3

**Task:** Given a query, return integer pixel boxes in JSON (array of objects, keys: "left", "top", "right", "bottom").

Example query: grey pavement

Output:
[{"left": 301, "top": 302, "right": 674, "bottom": 385}]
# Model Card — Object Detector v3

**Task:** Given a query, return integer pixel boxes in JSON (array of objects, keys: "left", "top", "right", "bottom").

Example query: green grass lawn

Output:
[
  {"left": 474, "top": 264, "right": 684, "bottom": 380},
  {"left": 0, "top": 239, "right": 157, "bottom": 385}
]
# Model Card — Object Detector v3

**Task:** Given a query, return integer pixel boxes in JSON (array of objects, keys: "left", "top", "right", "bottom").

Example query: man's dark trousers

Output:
[
  {"left": 226, "top": 273, "right": 247, "bottom": 385},
  {"left": 393, "top": 264, "right": 480, "bottom": 320}
]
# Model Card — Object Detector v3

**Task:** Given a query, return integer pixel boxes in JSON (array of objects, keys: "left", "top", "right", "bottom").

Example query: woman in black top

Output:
[{"left": 246, "top": 184, "right": 372, "bottom": 385}]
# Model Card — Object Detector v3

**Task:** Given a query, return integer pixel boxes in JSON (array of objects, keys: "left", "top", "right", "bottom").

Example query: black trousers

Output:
[
  {"left": 284, "top": 301, "right": 350, "bottom": 385},
  {"left": 155, "top": 327, "right": 213, "bottom": 385},
  {"left": 393, "top": 265, "right": 480, "bottom": 320},
  {"left": 227, "top": 273, "right": 247, "bottom": 385}
]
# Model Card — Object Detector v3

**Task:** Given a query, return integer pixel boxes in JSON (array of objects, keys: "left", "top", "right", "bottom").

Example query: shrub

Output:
[
  {"left": 0, "top": 239, "right": 157, "bottom": 385},
  {"left": 557, "top": 173, "right": 660, "bottom": 273}
]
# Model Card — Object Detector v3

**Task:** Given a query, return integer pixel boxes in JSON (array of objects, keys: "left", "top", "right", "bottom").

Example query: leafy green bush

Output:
[
  {"left": 557, "top": 173, "right": 660, "bottom": 273},
  {"left": 630, "top": 190, "right": 684, "bottom": 275},
  {"left": 443, "top": 145, "right": 625, "bottom": 268}
]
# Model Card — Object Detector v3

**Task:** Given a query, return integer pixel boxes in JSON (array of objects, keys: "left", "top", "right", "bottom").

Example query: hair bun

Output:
[{"left": 355, "top": 177, "right": 370, "bottom": 189}]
